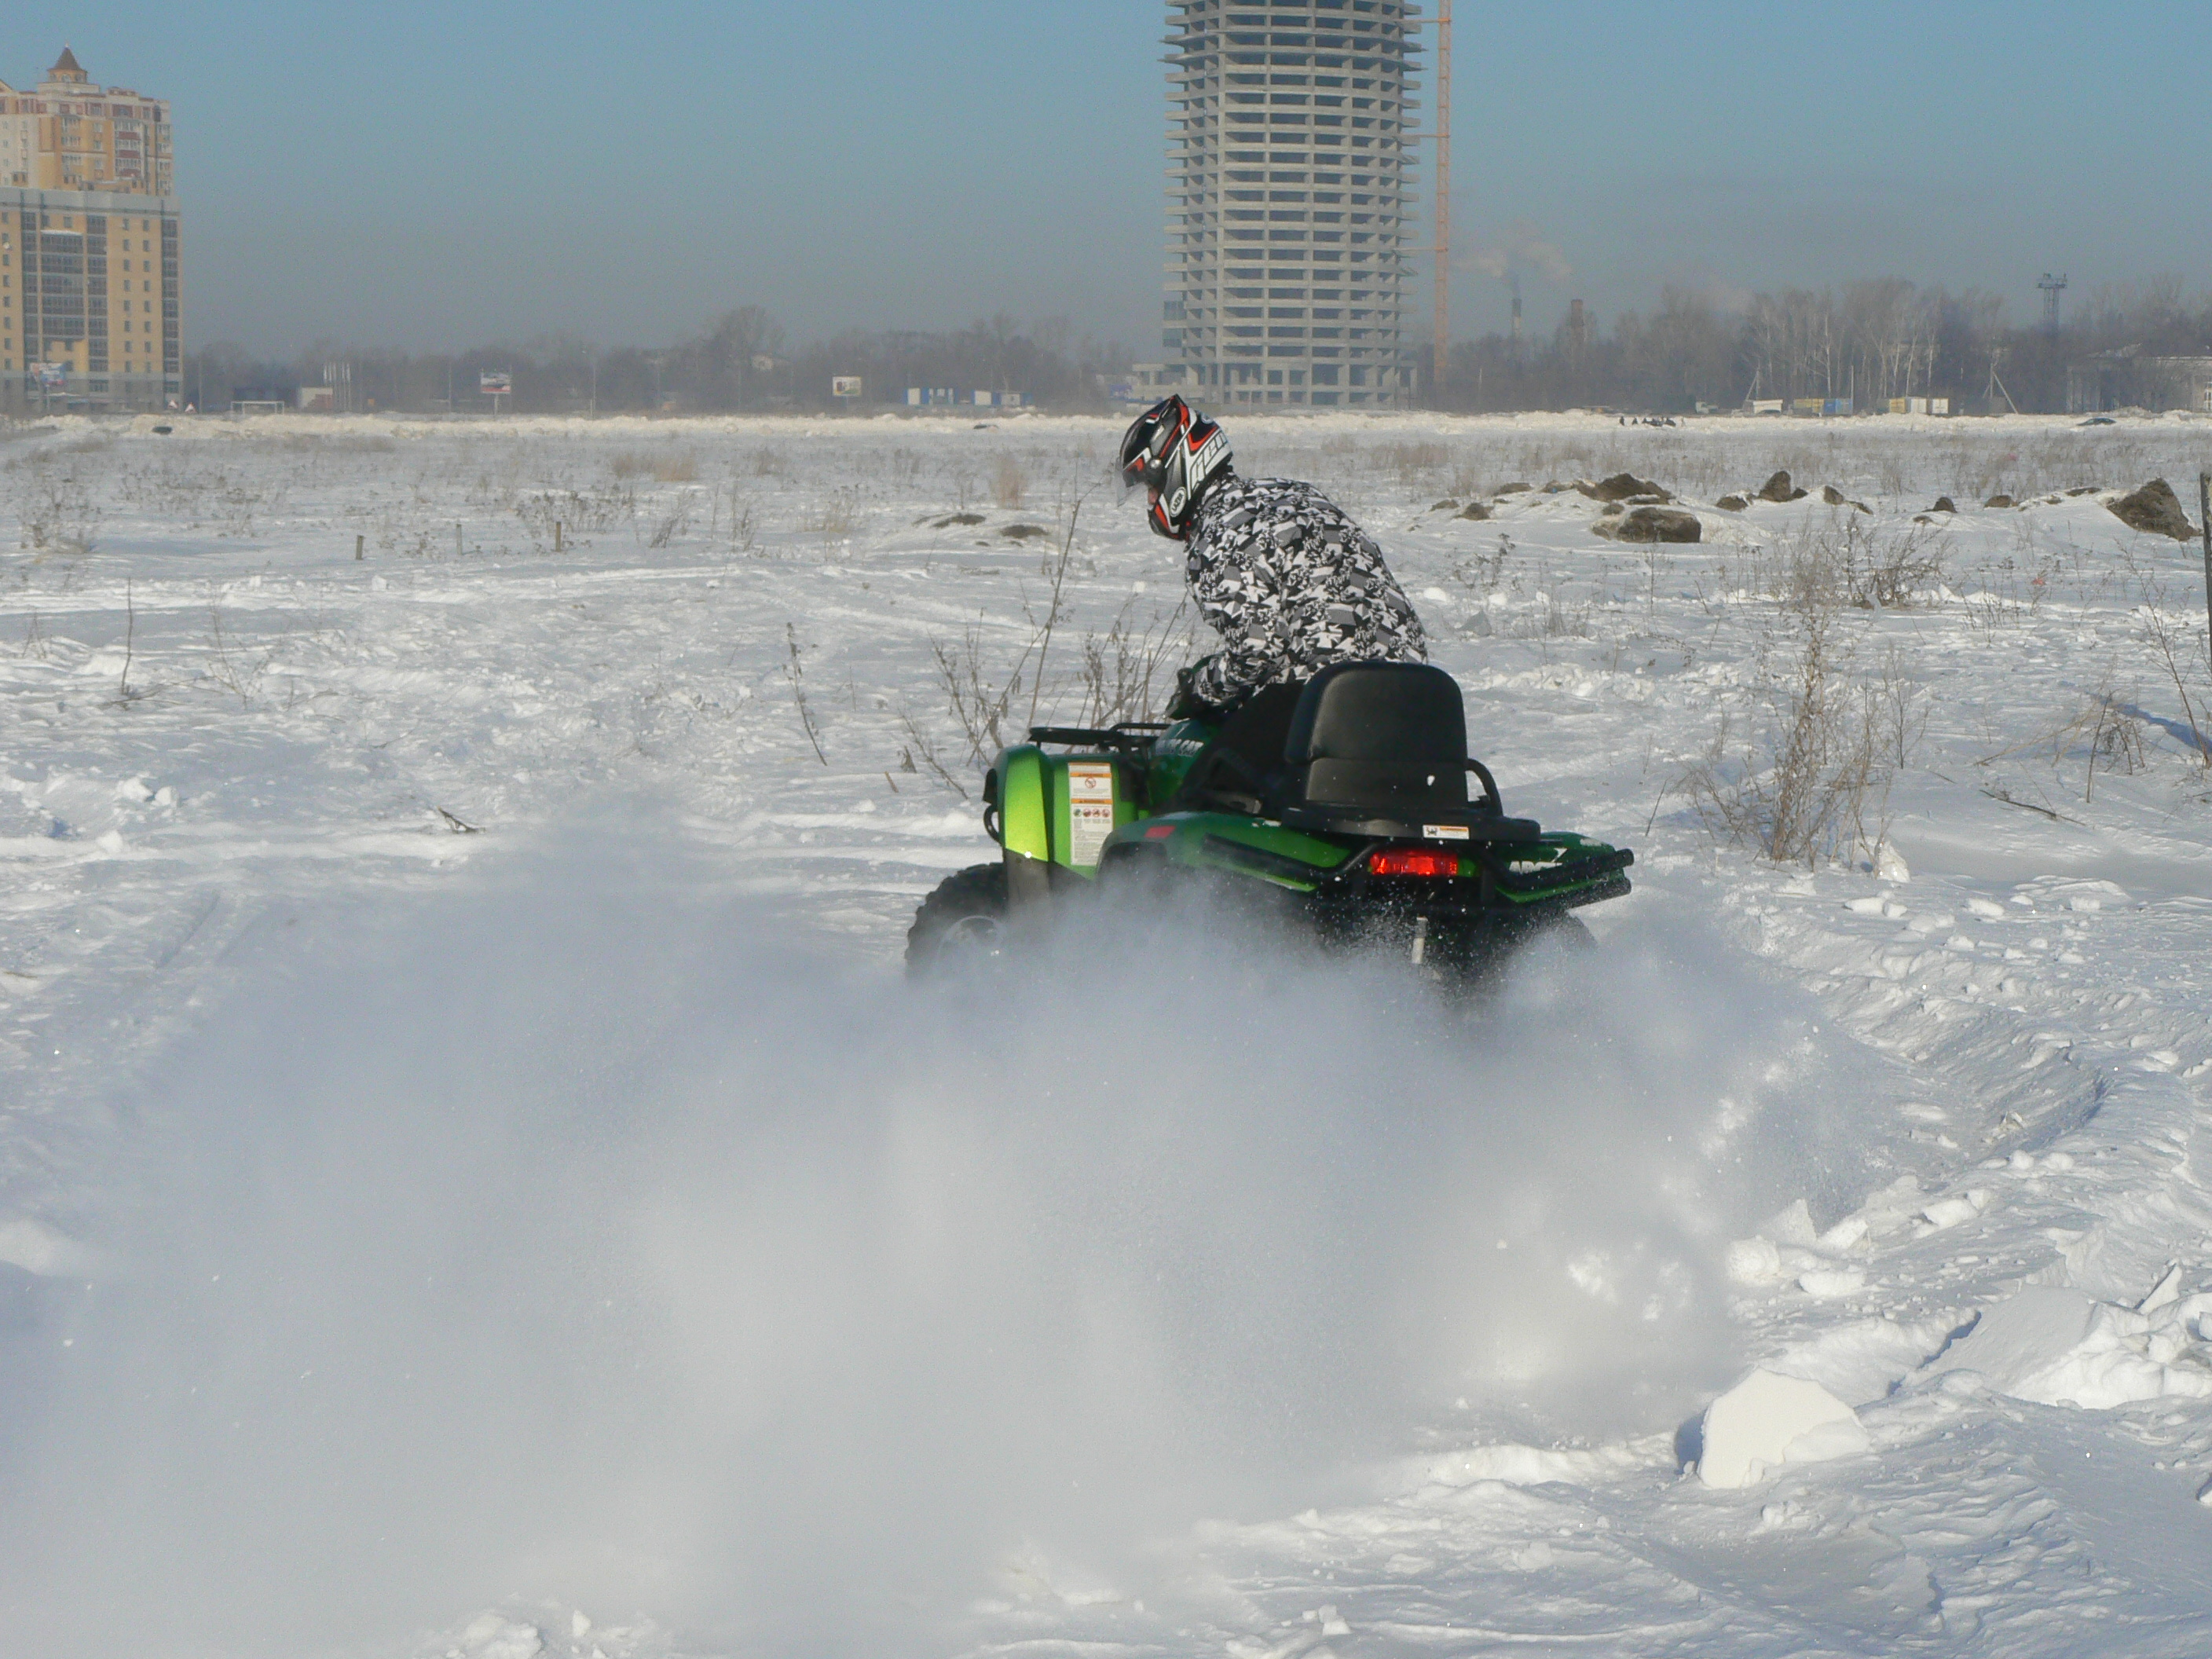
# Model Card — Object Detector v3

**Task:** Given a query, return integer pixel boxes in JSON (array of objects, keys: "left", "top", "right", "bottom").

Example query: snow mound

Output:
[
  {"left": 1925, "top": 1284, "right": 2212, "bottom": 1408},
  {"left": 1395, "top": 1438, "right": 1660, "bottom": 1493},
  {"left": 450, "top": 1615, "right": 542, "bottom": 1659},
  {"left": 0, "top": 1215, "right": 99, "bottom": 1277},
  {"left": 1697, "top": 1369, "right": 1870, "bottom": 1489}
]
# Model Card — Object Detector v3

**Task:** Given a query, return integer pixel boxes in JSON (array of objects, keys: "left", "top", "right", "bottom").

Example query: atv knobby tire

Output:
[{"left": 906, "top": 862, "right": 1012, "bottom": 976}]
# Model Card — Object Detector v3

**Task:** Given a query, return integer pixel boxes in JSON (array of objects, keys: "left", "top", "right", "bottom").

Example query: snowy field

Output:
[{"left": 4, "top": 407, "right": 2212, "bottom": 1657}]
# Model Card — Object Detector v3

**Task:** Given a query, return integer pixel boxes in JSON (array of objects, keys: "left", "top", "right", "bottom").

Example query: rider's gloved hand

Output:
[{"left": 1167, "top": 660, "right": 1230, "bottom": 723}]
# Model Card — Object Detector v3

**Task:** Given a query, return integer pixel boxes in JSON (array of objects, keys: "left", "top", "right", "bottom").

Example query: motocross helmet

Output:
[{"left": 1118, "top": 395, "right": 1232, "bottom": 540}]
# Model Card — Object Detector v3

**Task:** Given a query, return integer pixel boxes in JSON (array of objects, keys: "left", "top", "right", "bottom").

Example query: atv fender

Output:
[{"left": 995, "top": 745, "right": 1053, "bottom": 910}]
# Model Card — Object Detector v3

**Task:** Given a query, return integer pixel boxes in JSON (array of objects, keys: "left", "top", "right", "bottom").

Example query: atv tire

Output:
[{"left": 906, "top": 862, "right": 1012, "bottom": 977}]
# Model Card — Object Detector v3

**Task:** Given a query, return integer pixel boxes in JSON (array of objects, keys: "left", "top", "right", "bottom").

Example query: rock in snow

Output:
[
  {"left": 1697, "top": 1369, "right": 1870, "bottom": 1488},
  {"left": 2106, "top": 477, "right": 2198, "bottom": 540},
  {"left": 1598, "top": 505, "right": 1702, "bottom": 544},
  {"left": 1577, "top": 471, "right": 1672, "bottom": 504}
]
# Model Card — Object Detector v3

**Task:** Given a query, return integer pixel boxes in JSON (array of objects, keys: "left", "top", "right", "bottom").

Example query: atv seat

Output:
[
  {"left": 1280, "top": 661, "right": 1469, "bottom": 812},
  {"left": 1269, "top": 661, "right": 1532, "bottom": 839}
]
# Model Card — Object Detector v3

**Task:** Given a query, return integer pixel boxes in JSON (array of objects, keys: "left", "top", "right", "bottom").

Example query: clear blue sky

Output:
[{"left": 5, "top": 2, "right": 2207, "bottom": 355}]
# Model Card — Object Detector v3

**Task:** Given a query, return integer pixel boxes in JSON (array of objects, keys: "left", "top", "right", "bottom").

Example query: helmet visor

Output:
[{"left": 1118, "top": 400, "right": 1181, "bottom": 496}]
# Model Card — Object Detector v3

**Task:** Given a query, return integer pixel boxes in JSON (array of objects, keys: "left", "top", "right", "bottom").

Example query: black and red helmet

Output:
[{"left": 1118, "top": 395, "right": 1232, "bottom": 540}]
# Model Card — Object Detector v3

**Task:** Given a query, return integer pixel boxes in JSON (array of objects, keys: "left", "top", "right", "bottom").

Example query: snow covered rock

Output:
[
  {"left": 1697, "top": 1369, "right": 1870, "bottom": 1488},
  {"left": 1925, "top": 1284, "right": 2212, "bottom": 1409}
]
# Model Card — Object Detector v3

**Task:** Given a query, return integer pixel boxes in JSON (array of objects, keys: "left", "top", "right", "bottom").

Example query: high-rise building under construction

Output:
[
  {"left": 0, "top": 49, "right": 181, "bottom": 414},
  {"left": 1159, "top": 1, "right": 1421, "bottom": 408}
]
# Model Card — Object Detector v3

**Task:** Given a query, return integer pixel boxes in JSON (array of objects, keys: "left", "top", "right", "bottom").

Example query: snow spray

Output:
[{"left": 0, "top": 814, "right": 1891, "bottom": 1656}]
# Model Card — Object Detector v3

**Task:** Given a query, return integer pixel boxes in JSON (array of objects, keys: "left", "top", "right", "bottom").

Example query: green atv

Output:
[{"left": 906, "top": 661, "right": 1632, "bottom": 983}]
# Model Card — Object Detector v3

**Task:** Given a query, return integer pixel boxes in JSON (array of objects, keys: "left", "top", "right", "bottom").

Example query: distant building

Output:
[
  {"left": 0, "top": 48, "right": 173, "bottom": 195},
  {"left": 2066, "top": 348, "right": 2212, "bottom": 415},
  {"left": 0, "top": 50, "right": 179, "bottom": 415},
  {"left": 1159, "top": 1, "right": 1423, "bottom": 408}
]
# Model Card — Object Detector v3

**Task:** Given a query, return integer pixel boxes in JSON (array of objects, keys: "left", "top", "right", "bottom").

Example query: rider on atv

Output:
[{"left": 1117, "top": 395, "right": 1428, "bottom": 724}]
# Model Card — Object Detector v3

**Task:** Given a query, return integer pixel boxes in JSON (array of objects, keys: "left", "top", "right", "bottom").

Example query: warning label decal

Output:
[{"left": 1067, "top": 762, "right": 1116, "bottom": 866}]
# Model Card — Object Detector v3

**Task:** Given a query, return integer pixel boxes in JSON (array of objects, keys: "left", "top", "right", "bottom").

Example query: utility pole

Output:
[
  {"left": 2199, "top": 473, "right": 2211, "bottom": 661},
  {"left": 1431, "top": 0, "right": 1452, "bottom": 405}
]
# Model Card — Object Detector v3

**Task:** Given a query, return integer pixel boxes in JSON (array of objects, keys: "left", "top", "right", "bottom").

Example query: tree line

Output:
[
  {"left": 182, "top": 309, "right": 1132, "bottom": 416},
  {"left": 180, "top": 276, "right": 2212, "bottom": 416},
  {"left": 1439, "top": 277, "right": 2212, "bottom": 415}
]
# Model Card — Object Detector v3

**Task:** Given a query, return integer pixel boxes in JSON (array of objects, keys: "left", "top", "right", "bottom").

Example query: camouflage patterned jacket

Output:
[{"left": 1181, "top": 474, "right": 1427, "bottom": 710}]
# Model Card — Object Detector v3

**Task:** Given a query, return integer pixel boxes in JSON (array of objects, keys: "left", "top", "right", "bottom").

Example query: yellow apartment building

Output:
[
  {"left": 0, "top": 48, "right": 173, "bottom": 195},
  {"left": 0, "top": 51, "right": 179, "bottom": 414}
]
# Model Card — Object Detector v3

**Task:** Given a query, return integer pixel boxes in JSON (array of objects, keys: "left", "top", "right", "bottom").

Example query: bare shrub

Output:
[
  {"left": 1504, "top": 588, "right": 1591, "bottom": 639},
  {"left": 654, "top": 452, "right": 698, "bottom": 483},
  {"left": 895, "top": 709, "right": 969, "bottom": 800},
  {"left": 802, "top": 491, "right": 858, "bottom": 535},
  {"left": 784, "top": 623, "right": 826, "bottom": 764},
  {"left": 2138, "top": 601, "right": 2211, "bottom": 767},
  {"left": 1978, "top": 678, "right": 2148, "bottom": 804},
  {"left": 1872, "top": 644, "right": 1929, "bottom": 770},
  {"left": 516, "top": 483, "right": 635, "bottom": 536},
  {"left": 202, "top": 602, "right": 272, "bottom": 709},
  {"left": 992, "top": 453, "right": 1027, "bottom": 510},
  {"left": 1074, "top": 599, "right": 1192, "bottom": 727},
  {"left": 15, "top": 469, "right": 100, "bottom": 553},
  {"left": 1452, "top": 532, "right": 1514, "bottom": 598},
  {"left": 2086, "top": 695, "right": 2148, "bottom": 793},
  {"left": 929, "top": 623, "right": 1031, "bottom": 766},
  {"left": 1783, "top": 518, "right": 1945, "bottom": 611},
  {"left": 1680, "top": 591, "right": 1894, "bottom": 868}
]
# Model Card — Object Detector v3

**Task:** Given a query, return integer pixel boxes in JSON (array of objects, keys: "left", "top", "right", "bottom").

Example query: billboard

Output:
[
  {"left": 479, "top": 371, "right": 512, "bottom": 395},
  {"left": 32, "top": 363, "right": 65, "bottom": 390},
  {"left": 831, "top": 375, "right": 863, "bottom": 399}
]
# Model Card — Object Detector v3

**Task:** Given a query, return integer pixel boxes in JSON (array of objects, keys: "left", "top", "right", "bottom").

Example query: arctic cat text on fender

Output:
[{"left": 906, "top": 661, "right": 1632, "bottom": 981}]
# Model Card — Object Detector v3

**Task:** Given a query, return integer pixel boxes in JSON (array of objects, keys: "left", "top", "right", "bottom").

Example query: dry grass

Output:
[{"left": 610, "top": 449, "right": 698, "bottom": 482}]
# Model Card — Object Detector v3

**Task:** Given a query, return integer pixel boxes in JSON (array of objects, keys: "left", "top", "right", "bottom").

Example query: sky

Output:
[{"left": 4, "top": 1, "right": 2208, "bottom": 357}]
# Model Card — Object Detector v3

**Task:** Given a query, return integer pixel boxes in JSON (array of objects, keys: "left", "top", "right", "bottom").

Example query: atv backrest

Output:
[{"left": 1280, "top": 661, "right": 1470, "bottom": 811}]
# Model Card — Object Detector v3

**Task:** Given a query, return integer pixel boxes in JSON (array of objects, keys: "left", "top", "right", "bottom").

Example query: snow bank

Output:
[{"left": 1697, "top": 1368, "right": 1870, "bottom": 1488}]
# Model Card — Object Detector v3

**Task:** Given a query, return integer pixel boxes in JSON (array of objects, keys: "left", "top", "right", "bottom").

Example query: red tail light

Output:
[{"left": 1368, "top": 846, "right": 1462, "bottom": 879}]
